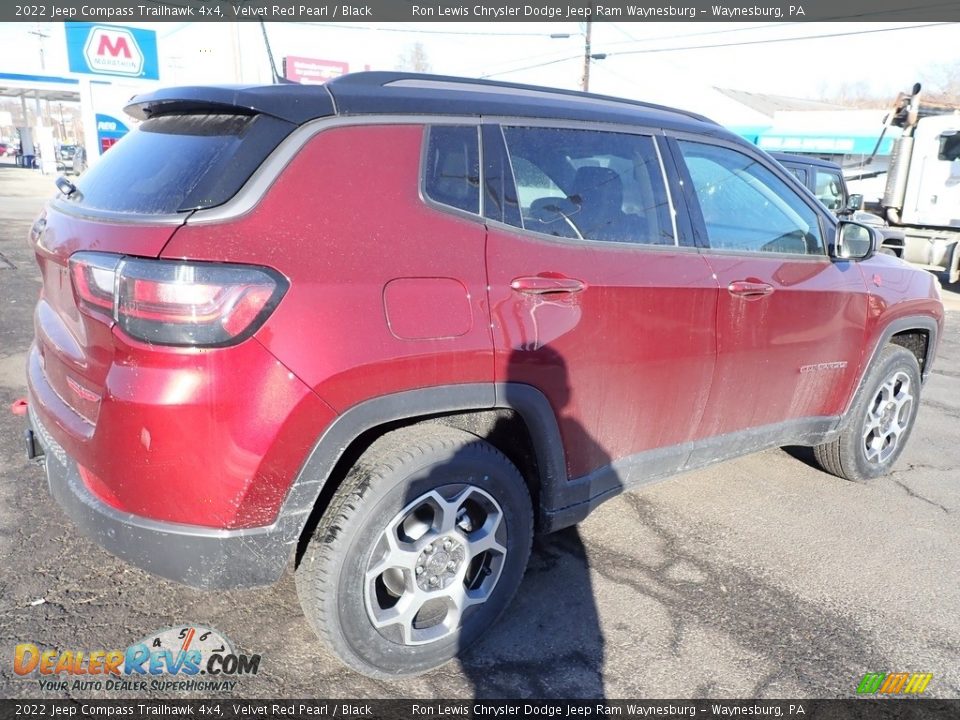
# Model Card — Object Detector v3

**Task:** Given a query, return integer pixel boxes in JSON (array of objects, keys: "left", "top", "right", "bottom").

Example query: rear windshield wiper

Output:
[{"left": 55, "top": 176, "right": 78, "bottom": 198}]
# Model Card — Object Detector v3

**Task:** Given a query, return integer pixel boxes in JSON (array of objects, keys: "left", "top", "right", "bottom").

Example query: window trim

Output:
[
  {"left": 664, "top": 132, "right": 834, "bottom": 260},
  {"left": 480, "top": 123, "right": 522, "bottom": 227}
]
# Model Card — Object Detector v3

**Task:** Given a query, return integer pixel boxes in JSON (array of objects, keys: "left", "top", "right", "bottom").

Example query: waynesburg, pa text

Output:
[{"left": 408, "top": 4, "right": 806, "bottom": 19}]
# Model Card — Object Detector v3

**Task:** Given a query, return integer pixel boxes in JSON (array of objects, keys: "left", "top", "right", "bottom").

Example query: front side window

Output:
[
  {"left": 678, "top": 141, "right": 825, "bottom": 255},
  {"left": 501, "top": 126, "right": 675, "bottom": 246},
  {"left": 423, "top": 126, "right": 480, "bottom": 215},
  {"left": 938, "top": 132, "right": 960, "bottom": 162}
]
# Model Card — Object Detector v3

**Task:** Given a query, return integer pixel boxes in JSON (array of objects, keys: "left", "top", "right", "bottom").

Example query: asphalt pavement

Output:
[{"left": 1, "top": 160, "right": 958, "bottom": 700}]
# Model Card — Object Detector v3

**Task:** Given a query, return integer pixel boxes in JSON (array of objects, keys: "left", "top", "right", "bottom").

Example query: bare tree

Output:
[
  {"left": 919, "top": 59, "right": 960, "bottom": 105},
  {"left": 396, "top": 42, "right": 432, "bottom": 73},
  {"left": 819, "top": 80, "right": 888, "bottom": 109}
]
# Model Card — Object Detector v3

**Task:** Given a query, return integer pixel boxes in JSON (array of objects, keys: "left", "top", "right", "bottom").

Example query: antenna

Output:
[{"left": 258, "top": 21, "right": 283, "bottom": 85}]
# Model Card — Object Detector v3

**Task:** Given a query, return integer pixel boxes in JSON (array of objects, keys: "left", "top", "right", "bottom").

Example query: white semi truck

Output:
[{"left": 856, "top": 83, "right": 960, "bottom": 283}]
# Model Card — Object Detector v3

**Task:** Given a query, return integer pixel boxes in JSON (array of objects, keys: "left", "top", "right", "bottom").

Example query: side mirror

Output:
[
  {"left": 846, "top": 193, "right": 863, "bottom": 211},
  {"left": 832, "top": 220, "right": 878, "bottom": 261}
]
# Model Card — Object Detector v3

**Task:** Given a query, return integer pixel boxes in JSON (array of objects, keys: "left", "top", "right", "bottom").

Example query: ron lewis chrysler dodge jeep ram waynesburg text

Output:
[{"left": 24, "top": 73, "right": 943, "bottom": 678}]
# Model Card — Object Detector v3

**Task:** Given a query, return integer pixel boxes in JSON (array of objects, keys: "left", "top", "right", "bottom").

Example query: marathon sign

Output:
[{"left": 66, "top": 22, "right": 160, "bottom": 80}]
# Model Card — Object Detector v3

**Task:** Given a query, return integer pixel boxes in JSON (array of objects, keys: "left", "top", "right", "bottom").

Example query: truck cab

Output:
[
  {"left": 897, "top": 115, "right": 960, "bottom": 231},
  {"left": 771, "top": 152, "right": 906, "bottom": 256},
  {"left": 771, "top": 152, "right": 851, "bottom": 213}
]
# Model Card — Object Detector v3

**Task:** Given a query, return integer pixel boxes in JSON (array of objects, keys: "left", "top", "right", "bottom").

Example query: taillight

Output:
[
  {"left": 69, "top": 252, "right": 287, "bottom": 348},
  {"left": 69, "top": 253, "right": 121, "bottom": 318}
]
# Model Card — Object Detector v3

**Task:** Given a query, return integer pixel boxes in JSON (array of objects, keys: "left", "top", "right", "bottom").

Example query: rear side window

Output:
[
  {"left": 423, "top": 126, "right": 480, "bottom": 215},
  {"left": 501, "top": 126, "right": 675, "bottom": 246},
  {"left": 71, "top": 113, "right": 293, "bottom": 214},
  {"left": 784, "top": 165, "right": 808, "bottom": 186}
]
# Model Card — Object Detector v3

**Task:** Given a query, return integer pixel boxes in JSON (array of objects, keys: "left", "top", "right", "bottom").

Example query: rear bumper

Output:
[{"left": 29, "top": 408, "right": 298, "bottom": 590}]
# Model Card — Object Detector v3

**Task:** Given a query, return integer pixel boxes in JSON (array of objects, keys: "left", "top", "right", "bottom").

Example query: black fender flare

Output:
[
  {"left": 277, "top": 382, "right": 569, "bottom": 540},
  {"left": 840, "top": 314, "right": 940, "bottom": 423}
]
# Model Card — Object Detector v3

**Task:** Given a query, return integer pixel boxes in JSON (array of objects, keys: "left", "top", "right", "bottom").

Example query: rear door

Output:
[
  {"left": 669, "top": 137, "right": 869, "bottom": 438},
  {"left": 483, "top": 123, "right": 718, "bottom": 482}
]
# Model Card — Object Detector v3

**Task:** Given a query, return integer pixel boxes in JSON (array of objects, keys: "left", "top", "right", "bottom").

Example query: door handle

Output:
[
  {"left": 727, "top": 280, "right": 774, "bottom": 298},
  {"left": 511, "top": 276, "right": 586, "bottom": 295}
]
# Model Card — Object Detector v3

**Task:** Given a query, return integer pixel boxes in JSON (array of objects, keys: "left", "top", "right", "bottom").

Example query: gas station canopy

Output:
[{"left": 0, "top": 71, "right": 81, "bottom": 104}]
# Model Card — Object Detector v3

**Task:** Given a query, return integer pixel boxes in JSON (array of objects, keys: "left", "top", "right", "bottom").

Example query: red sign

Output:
[
  {"left": 283, "top": 56, "right": 349, "bottom": 85},
  {"left": 97, "top": 34, "right": 132, "bottom": 58}
]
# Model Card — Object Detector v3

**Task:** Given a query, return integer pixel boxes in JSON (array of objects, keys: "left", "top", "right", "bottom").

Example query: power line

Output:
[
  {"left": 481, "top": 54, "right": 582, "bottom": 79},
  {"left": 483, "top": 22, "right": 953, "bottom": 79},
  {"left": 603, "top": 21, "right": 802, "bottom": 48},
  {"left": 472, "top": 22, "right": 789, "bottom": 81},
  {"left": 607, "top": 22, "right": 952, "bottom": 59}
]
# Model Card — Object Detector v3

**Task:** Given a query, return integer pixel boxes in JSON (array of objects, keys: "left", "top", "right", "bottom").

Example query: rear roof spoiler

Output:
[{"left": 125, "top": 84, "right": 336, "bottom": 124}]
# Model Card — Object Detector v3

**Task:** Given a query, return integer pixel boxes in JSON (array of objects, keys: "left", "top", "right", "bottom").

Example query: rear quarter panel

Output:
[{"left": 161, "top": 123, "right": 494, "bottom": 411}]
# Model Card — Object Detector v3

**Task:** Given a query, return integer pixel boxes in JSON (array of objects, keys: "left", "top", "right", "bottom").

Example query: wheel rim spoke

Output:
[
  {"left": 368, "top": 589, "right": 427, "bottom": 644},
  {"left": 432, "top": 488, "right": 469, "bottom": 535},
  {"left": 366, "top": 532, "right": 420, "bottom": 582},
  {"left": 466, "top": 520, "right": 506, "bottom": 557}
]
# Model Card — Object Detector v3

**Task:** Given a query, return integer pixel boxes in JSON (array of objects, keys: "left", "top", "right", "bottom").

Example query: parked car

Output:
[
  {"left": 56, "top": 144, "right": 79, "bottom": 173},
  {"left": 25, "top": 72, "right": 944, "bottom": 678},
  {"left": 0, "top": 142, "right": 10, "bottom": 156},
  {"left": 770, "top": 152, "right": 906, "bottom": 256}
]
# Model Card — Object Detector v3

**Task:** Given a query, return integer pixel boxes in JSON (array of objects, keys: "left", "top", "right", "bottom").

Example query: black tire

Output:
[
  {"left": 295, "top": 424, "right": 533, "bottom": 678},
  {"left": 813, "top": 345, "right": 922, "bottom": 482}
]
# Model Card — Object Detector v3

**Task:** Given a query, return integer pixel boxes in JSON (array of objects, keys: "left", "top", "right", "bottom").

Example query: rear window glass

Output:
[{"left": 72, "top": 113, "right": 292, "bottom": 214}]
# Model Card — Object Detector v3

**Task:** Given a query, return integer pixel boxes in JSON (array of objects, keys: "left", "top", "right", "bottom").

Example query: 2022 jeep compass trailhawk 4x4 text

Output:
[{"left": 24, "top": 73, "right": 943, "bottom": 678}]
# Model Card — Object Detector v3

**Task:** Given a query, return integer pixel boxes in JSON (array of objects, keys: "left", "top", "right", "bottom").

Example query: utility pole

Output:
[
  {"left": 581, "top": 21, "right": 593, "bottom": 92},
  {"left": 27, "top": 24, "right": 49, "bottom": 71}
]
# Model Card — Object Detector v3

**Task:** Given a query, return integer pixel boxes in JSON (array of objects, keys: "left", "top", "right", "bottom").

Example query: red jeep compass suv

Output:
[{"left": 25, "top": 73, "right": 943, "bottom": 678}]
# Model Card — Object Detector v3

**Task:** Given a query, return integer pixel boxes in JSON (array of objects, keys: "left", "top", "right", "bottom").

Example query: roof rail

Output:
[{"left": 325, "top": 71, "right": 717, "bottom": 125}]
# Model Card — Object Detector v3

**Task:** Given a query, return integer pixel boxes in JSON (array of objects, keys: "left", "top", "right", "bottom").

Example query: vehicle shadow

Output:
[
  {"left": 459, "top": 346, "right": 611, "bottom": 698},
  {"left": 459, "top": 526, "right": 605, "bottom": 698},
  {"left": 780, "top": 445, "right": 821, "bottom": 471}
]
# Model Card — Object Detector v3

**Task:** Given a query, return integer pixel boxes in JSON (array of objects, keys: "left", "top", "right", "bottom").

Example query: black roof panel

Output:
[{"left": 126, "top": 72, "right": 729, "bottom": 138}]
